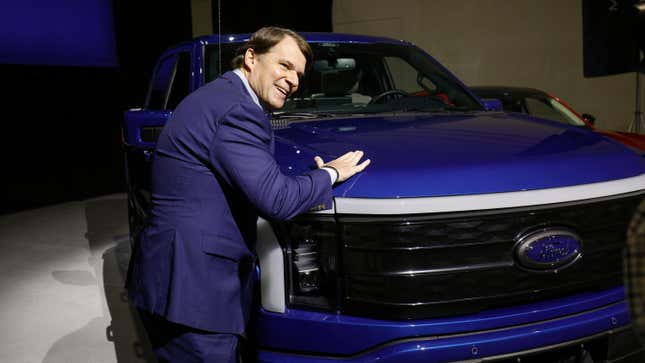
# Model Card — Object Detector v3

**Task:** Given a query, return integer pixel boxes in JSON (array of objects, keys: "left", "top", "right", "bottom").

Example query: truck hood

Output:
[{"left": 273, "top": 112, "right": 645, "bottom": 198}]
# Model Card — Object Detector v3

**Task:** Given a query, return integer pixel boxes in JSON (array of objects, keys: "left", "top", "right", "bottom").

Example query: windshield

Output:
[{"left": 205, "top": 42, "right": 483, "bottom": 116}]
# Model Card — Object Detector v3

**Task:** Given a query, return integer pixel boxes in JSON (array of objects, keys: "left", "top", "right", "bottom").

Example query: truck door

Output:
[{"left": 122, "top": 48, "right": 193, "bottom": 244}]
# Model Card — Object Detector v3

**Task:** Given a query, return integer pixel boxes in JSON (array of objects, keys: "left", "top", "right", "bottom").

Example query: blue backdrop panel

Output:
[{"left": 0, "top": 0, "right": 117, "bottom": 67}]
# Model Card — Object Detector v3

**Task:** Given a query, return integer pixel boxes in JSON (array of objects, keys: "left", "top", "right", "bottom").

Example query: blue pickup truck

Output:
[{"left": 122, "top": 33, "right": 645, "bottom": 362}]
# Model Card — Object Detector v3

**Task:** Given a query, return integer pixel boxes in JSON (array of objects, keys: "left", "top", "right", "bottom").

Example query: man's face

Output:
[{"left": 244, "top": 36, "right": 306, "bottom": 110}]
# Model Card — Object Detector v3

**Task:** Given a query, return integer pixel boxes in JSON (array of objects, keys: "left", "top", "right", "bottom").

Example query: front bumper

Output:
[
  {"left": 254, "top": 287, "right": 644, "bottom": 362},
  {"left": 257, "top": 326, "right": 644, "bottom": 362}
]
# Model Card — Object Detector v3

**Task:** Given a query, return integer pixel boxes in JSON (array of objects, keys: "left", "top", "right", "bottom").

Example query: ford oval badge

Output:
[{"left": 514, "top": 228, "right": 582, "bottom": 272}]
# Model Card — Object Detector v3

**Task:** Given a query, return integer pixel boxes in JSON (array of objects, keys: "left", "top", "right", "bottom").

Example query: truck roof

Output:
[{"left": 194, "top": 32, "right": 409, "bottom": 46}]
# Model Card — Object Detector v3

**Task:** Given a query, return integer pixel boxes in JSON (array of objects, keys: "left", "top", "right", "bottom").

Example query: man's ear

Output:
[{"left": 243, "top": 48, "right": 256, "bottom": 71}]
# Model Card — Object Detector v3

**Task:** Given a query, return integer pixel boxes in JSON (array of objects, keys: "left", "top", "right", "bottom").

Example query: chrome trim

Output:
[{"left": 380, "top": 262, "right": 513, "bottom": 277}]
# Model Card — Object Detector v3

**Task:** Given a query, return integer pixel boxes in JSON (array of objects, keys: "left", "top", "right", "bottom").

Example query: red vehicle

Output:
[{"left": 471, "top": 86, "right": 645, "bottom": 151}]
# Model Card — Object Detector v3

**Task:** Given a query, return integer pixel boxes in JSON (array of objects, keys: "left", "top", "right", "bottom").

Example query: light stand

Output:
[
  {"left": 629, "top": 1, "right": 645, "bottom": 133},
  {"left": 628, "top": 71, "right": 644, "bottom": 133}
]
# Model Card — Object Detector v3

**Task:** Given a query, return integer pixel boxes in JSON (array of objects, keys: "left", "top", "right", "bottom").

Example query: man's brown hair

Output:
[{"left": 231, "top": 27, "right": 312, "bottom": 69}]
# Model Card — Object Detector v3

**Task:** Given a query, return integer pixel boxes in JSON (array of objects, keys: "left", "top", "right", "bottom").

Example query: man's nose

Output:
[{"left": 286, "top": 70, "right": 299, "bottom": 92}]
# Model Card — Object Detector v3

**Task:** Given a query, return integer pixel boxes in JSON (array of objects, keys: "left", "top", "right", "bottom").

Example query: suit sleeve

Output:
[{"left": 210, "top": 102, "right": 333, "bottom": 221}]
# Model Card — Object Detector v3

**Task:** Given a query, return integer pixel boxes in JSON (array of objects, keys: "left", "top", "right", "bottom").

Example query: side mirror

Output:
[
  {"left": 582, "top": 113, "right": 596, "bottom": 125},
  {"left": 480, "top": 98, "right": 503, "bottom": 112}
]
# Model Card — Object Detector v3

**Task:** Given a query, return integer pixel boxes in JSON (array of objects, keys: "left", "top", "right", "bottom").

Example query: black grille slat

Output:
[
  {"left": 337, "top": 193, "right": 643, "bottom": 320},
  {"left": 346, "top": 274, "right": 621, "bottom": 305},
  {"left": 345, "top": 252, "right": 623, "bottom": 300},
  {"left": 343, "top": 242, "right": 512, "bottom": 275},
  {"left": 344, "top": 237, "right": 506, "bottom": 251},
  {"left": 344, "top": 279, "right": 623, "bottom": 310}
]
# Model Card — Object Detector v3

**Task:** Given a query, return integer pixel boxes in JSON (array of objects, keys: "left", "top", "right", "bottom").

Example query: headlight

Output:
[{"left": 274, "top": 215, "right": 338, "bottom": 311}]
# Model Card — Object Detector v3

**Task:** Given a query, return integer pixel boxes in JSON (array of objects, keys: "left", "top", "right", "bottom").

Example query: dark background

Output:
[{"left": 1, "top": 0, "right": 332, "bottom": 215}]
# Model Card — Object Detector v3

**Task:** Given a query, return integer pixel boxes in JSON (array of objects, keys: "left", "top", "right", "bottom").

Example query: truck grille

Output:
[{"left": 337, "top": 192, "right": 644, "bottom": 320}]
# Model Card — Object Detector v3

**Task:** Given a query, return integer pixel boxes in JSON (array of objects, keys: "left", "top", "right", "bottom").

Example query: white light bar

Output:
[{"left": 334, "top": 173, "right": 645, "bottom": 215}]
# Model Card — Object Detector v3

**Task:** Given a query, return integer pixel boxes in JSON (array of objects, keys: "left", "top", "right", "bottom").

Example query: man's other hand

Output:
[{"left": 314, "top": 151, "right": 371, "bottom": 183}]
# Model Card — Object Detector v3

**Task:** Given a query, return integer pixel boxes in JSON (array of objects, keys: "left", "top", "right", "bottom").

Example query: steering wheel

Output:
[{"left": 368, "top": 89, "right": 409, "bottom": 104}]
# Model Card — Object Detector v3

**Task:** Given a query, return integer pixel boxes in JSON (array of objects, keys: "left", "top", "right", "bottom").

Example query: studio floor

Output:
[{"left": 0, "top": 194, "right": 156, "bottom": 363}]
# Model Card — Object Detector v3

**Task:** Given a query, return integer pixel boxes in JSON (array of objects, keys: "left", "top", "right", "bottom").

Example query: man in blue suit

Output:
[{"left": 127, "top": 27, "right": 370, "bottom": 363}]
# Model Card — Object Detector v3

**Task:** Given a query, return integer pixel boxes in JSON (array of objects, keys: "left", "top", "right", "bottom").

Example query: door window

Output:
[
  {"left": 167, "top": 52, "right": 191, "bottom": 110},
  {"left": 146, "top": 51, "right": 192, "bottom": 110}
]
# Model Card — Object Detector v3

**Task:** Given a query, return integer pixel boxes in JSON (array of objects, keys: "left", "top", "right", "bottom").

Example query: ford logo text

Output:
[{"left": 514, "top": 228, "right": 582, "bottom": 272}]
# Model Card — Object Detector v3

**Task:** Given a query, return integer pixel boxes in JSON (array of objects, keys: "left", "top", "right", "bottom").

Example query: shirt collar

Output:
[{"left": 233, "top": 68, "right": 263, "bottom": 110}]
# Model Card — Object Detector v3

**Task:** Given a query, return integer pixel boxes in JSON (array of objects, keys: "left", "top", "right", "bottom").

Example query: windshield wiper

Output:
[
  {"left": 399, "top": 104, "right": 480, "bottom": 113},
  {"left": 270, "top": 111, "right": 335, "bottom": 119}
]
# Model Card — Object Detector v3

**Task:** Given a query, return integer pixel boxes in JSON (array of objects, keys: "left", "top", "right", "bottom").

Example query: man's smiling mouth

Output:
[{"left": 276, "top": 85, "right": 289, "bottom": 97}]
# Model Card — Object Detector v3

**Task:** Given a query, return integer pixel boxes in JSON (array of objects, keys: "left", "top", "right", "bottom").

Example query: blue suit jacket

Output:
[{"left": 128, "top": 71, "right": 332, "bottom": 334}]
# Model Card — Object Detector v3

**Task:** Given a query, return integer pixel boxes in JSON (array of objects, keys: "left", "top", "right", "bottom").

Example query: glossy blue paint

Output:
[
  {"left": 274, "top": 113, "right": 645, "bottom": 198},
  {"left": 256, "top": 300, "right": 628, "bottom": 362},
  {"left": 254, "top": 286, "right": 625, "bottom": 356}
]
